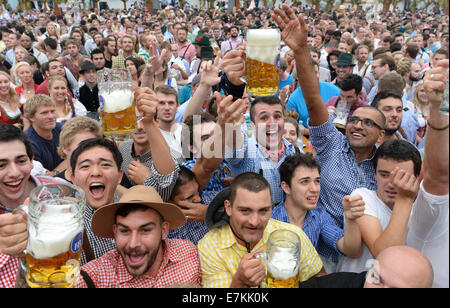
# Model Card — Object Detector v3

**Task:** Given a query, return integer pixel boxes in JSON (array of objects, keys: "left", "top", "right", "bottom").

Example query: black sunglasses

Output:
[{"left": 347, "top": 116, "right": 383, "bottom": 130}]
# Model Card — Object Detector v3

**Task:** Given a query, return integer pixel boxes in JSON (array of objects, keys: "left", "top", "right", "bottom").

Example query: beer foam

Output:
[
  {"left": 101, "top": 89, "right": 134, "bottom": 113},
  {"left": 267, "top": 248, "right": 299, "bottom": 280},
  {"left": 246, "top": 29, "right": 280, "bottom": 65},
  {"left": 28, "top": 203, "right": 83, "bottom": 260}
]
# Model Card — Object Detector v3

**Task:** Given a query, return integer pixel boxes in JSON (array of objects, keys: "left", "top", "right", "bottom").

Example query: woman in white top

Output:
[
  {"left": 13, "top": 62, "right": 36, "bottom": 105},
  {"left": 48, "top": 75, "right": 87, "bottom": 123}
]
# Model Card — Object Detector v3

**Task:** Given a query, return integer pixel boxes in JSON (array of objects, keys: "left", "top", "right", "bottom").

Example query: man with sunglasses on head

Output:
[{"left": 272, "top": 4, "right": 386, "bottom": 272}]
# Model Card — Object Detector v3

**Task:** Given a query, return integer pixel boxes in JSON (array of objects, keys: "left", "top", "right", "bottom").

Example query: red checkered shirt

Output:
[
  {"left": 0, "top": 252, "right": 19, "bottom": 288},
  {"left": 74, "top": 239, "right": 201, "bottom": 288}
]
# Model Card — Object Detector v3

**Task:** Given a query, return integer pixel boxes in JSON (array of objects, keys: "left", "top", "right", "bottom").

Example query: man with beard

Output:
[
  {"left": 18, "top": 31, "right": 48, "bottom": 66},
  {"left": 15, "top": 185, "right": 201, "bottom": 288},
  {"left": 112, "top": 34, "right": 140, "bottom": 69},
  {"left": 405, "top": 62, "right": 422, "bottom": 101},
  {"left": 220, "top": 25, "right": 242, "bottom": 56},
  {"left": 176, "top": 27, "right": 196, "bottom": 65},
  {"left": 23, "top": 94, "right": 63, "bottom": 172},
  {"left": 371, "top": 91, "right": 405, "bottom": 145},
  {"left": 271, "top": 3, "right": 386, "bottom": 272}
]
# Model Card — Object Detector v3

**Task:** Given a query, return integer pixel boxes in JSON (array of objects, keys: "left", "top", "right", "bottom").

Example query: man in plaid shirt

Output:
[{"left": 15, "top": 186, "right": 201, "bottom": 288}]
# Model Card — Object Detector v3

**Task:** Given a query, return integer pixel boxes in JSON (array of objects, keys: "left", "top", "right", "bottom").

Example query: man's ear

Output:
[
  {"left": 224, "top": 199, "right": 232, "bottom": 217},
  {"left": 280, "top": 181, "right": 290, "bottom": 195}
]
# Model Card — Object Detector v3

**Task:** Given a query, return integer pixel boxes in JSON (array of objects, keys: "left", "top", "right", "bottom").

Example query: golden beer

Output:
[
  {"left": 266, "top": 270, "right": 300, "bottom": 288},
  {"left": 26, "top": 245, "right": 82, "bottom": 288},
  {"left": 246, "top": 29, "right": 281, "bottom": 96},
  {"left": 26, "top": 184, "right": 85, "bottom": 288},
  {"left": 98, "top": 69, "right": 137, "bottom": 135},
  {"left": 265, "top": 230, "right": 301, "bottom": 288},
  {"left": 101, "top": 98, "right": 138, "bottom": 135}
]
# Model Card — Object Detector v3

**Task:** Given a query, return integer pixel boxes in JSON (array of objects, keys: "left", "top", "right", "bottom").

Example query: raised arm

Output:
[
  {"left": 135, "top": 87, "right": 175, "bottom": 175},
  {"left": 192, "top": 93, "right": 246, "bottom": 190},
  {"left": 182, "top": 60, "right": 221, "bottom": 123},
  {"left": 422, "top": 59, "right": 449, "bottom": 196},
  {"left": 272, "top": 4, "right": 329, "bottom": 126}
]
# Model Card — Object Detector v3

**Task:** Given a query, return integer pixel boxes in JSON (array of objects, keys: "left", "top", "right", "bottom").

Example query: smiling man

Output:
[
  {"left": 198, "top": 172, "right": 323, "bottom": 288},
  {"left": 0, "top": 124, "right": 65, "bottom": 288},
  {"left": 371, "top": 91, "right": 405, "bottom": 145},
  {"left": 23, "top": 94, "right": 63, "bottom": 172},
  {"left": 271, "top": 3, "right": 387, "bottom": 271},
  {"left": 337, "top": 139, "right": 422, "bottom": 273}
]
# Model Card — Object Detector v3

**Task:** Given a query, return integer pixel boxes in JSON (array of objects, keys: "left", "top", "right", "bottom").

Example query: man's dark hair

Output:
[
  {"left": 70, "top": 138, "right": 122, "bottom": 175},
  {"left": 279, "top": 154, "right": 321, "bottom": 187},
  {"left": 405, "top": 43, "right": 420, "bottom": 59},
  {"left": 390, "top": 42, "right": 402, "bottom": 53},
  {"left": 374, "top": 139, "right": 422, "bottom": 177},
  {"left": 182, "top": 112, "right": 216, "bottom": 155},
  {"left": 43, "top": 37, "right": 57, "bottom": 50},
  {"left": 373, "top": 54, "right": 396, "bottom": 71},
  {"left": 250, "top": 96, "right": 284, "bottom": 123},
  {"left": 170, "top": 166, "right": 197, "bottom": 200},
  {"left": 337, "top": 74, "right": 363, "bottom": 94},
  {"left": 90, "top": 48, "right": 104, "bottom": 58},
  {"left": 0, "top": 124, "right": 33, "bottom": 160},
  {"left": 115, "top": 204, "right": 164, "bottom": 224},
  {"left": 228, "top": 172, "right": 272, "bottom": 204},
  {"left": 371, "top": 91, "right": 403, "bottom": 109}
]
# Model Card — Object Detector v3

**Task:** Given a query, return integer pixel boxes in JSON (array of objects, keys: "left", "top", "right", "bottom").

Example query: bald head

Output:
[{"left": 365, "top": 246, "right": 434, "bottom": 288}]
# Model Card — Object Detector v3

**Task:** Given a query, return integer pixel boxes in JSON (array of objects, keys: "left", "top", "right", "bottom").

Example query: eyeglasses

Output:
[{"left": 347, "top": 116, "right": 383, "bottom": 130}]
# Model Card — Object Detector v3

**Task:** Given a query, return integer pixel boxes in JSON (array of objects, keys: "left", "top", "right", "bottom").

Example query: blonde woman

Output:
[
  {"left": 48, "top": 75, "right": 87, "bottom": 123},
  {"left": 0, "top": 71, "right": 22, "bottom": 127},
  {"left": 14, "top": 62, "right": 38, "bottom": 105},
  {"left": 407, "top": 81, "right": 429, "bottom": 145}
]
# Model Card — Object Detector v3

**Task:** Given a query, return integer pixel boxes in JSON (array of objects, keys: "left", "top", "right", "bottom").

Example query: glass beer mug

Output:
[
  {"left": 245, "top": 29, "right": 281, "bottom": 97},
  {"left": 25, "top": 183, "right": 85, "bottom": 288},
  {"left": 265, "top": 229, "right": 301, "bottom": 288},
  {"left": 97, "top": 68, "right": 137, "bottom": 135}
]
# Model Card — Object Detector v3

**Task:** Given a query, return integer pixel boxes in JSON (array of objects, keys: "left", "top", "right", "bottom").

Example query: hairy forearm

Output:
[
  {"left": 372, "top": 198, "right": 413, "bottom": 257},
  {"left": 423, "top": 104, "right": 449, "bottom": 194},
  {"left": 294, "top": 46, "right": 328, "bottom": 126},
  {"left": 144, "top": 121, "right": 175, "bottom": 175},
  {"left": 339, "top": 220, "right": 363, "bottom": 258}
]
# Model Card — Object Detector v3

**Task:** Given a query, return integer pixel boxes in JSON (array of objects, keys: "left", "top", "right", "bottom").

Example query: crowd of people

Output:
[{"left": 0, "top": 2, "right": 448, "bottom": 289}]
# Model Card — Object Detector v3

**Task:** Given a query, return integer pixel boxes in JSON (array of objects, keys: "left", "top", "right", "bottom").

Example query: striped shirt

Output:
[
  {"left": 225, "top": 126, "right": 296, "bottom": 205},
  {"left": 271, "top": 201, "right": 345, "bottom": 257},
  {"left": 198, "top": 218, "right": 323, "bottom": 288},
  {"left": 118, "top": 140, "right": 179, "bottom": 202},
  {"left": 74, "top": 239, "right": 202, "bottom": 288},
  {"left": 309, "top": 117, "right": 377, "bottom": 262}
]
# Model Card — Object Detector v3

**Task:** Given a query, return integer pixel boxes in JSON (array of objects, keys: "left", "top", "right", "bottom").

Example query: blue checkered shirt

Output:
[
  {"left": 182, "top": 159, "right": 231, "bottom": 205},
  {"left": 167, "top": 220, "right": 209, "bottom": 246},
  {"left": 309, "top": 117, "right": 377, "bottom": 262},
  {"left": 271, "top": 200, "right": 344, "bottom": 257},
  {"left": 224, "top": 126, "right": 296, "bottom": 205}
]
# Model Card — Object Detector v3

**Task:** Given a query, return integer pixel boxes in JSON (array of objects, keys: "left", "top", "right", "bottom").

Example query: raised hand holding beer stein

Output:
[
  {"left": 25, "top": 183, "right": 85, "bottom": 288},
  {"left": 98, "top": 68, "right": 137, "bottom": 135},
  {"left": 245, "top": 29, "right": 281, "bottom": 97}
]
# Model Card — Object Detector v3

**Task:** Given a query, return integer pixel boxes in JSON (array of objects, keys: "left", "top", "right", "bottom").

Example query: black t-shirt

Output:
[{"left": 299, "top": 271, "right": 367, "bottom": 288}]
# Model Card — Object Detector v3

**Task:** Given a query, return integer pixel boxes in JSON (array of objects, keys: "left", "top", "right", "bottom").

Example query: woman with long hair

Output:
[
  {"left": 0, "top": 71, "right": 22, "bottom": 128},
  {"left": 14, "top": 62, "right": 38, "bottom": 105},
  {"left": 153, "top": 59, "right": 178, "bottom": 91},
  {"left": 125, "top": 56, "right": 141, "bottom": 88},
  {"left": 48, "top": 75, "right": 87, "bottom": 123},
  {"left": 407, "top": 81, "right": 430, "bottom": 145}
]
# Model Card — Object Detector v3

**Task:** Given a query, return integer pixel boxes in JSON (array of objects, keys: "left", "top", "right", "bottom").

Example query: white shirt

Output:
[
  {"left": 337, "top": 187, "right": 407, "bottom": 273},
  {"left": 406, "top": 182, "right": 449, "bottom": 288},
  {"left": 159, "top": 124, "right": 184, "bottom": 164}
]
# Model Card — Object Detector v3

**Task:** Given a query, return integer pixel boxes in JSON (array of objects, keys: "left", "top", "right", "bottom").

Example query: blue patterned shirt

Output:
[
  {"left": 182, "top": 159, "right": 231, "bottom": 206},
  {"left": 309, "top": 117, "right": 377, "bottom": 262},
  {"left": 271, "top": 201, "right": 344, "bottom": 257},
  {"left": 225, "top": 125, "right": 297, "bottom": 205}
]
